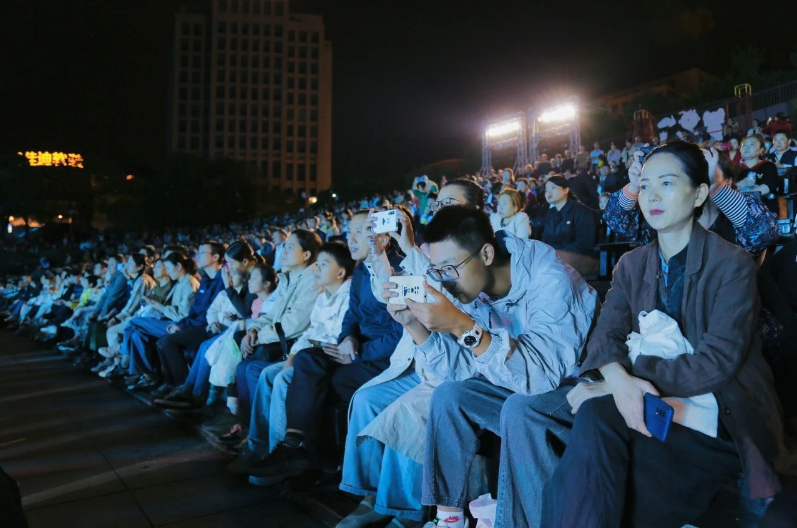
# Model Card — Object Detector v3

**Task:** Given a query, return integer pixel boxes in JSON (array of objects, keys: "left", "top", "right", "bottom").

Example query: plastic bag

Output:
[
  {"left": 469, "top": 493, "right": 497, "bottom": 528},
  {"left": 207, "top": 329, "right": 243, "bottom": 387}
]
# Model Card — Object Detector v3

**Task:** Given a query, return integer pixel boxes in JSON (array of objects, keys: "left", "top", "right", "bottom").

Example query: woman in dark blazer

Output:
[{"left": 542, "top": 142, "right": 783, "bottom": 528}]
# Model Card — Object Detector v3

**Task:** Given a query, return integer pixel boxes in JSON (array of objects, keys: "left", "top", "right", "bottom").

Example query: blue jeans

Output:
[
  {"left": 247, "top": 361, "right": 287, "bottom": 454},
  {"left": 340, "top": 371, "right": 423, "bottom": 521},
  {"left": 122, "top": 317, "right": 171, "bottom": 375},
  {"left": 494, "top": 386, "right": 573, "bottom": 528},
  {"left": 422, "top": 378, "right": 512, "bottom": 510},
  {"left": 184, "top": 333, "right": 223, "bottom": 398},
  {"left": 236, "top": 358, "right": 272, "bottom": 420}
]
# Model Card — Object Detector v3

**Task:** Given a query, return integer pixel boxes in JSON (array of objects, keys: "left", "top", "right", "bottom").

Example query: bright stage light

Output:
[
  {"left": 308, "top": 196, "right": 318, "bottom": 204},
  {"left": 538, "top": 104, "right": 577, "bottom": 123},
  {"left": 486, "top": 120, "right": 521, "bottom": 138}
]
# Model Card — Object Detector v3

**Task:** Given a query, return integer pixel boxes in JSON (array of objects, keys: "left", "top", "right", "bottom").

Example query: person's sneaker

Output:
[
  {"left": 200, "top": 409, "right": 238, "bottom": 433},
  {"left": 90, "top": 360, "right": 111, "bottom": 373},
  {"left": 128, "top": 376, "right": 159, "bottom": 392},
  {"left": 154, "top": 390, "right": 200, "bottom": 410},
  {"left": 57, "top": 339, "right": 79, "bottom": 352},
  {"left": 98, "top": 363, "right": 118, "bottom": 378},
  {"left": 98, "top": 346, "right": 119, "bottom": 359},
  {"left": 123, "top": 374, "right": 140, "bottom": 385},
  {"left": 246, "top": 442, "right": 309, "bottom": 485},
  {"left": 226, "top": 446, "right": 268, "bottom": 475},
  {"left": 422, "top": 517, "right": 469, "bottom": 528},
  {"left": 149, "top": 384, "right": 174, "bottom": 399},
  {"left": 335, "top": 497, "right": 392, "bottom": 528}
]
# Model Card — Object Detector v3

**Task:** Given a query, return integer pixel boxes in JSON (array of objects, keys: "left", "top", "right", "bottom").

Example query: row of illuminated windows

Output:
[
  {"left": 210, "top": 135, "right": 318, "bottom": 155},
  {"left": 212, "top": 71, "right": 319, "bottom": 90},
  {"left": 217, "top": 56, "right": 320, "bottom": 76},
  {"left": 211, "top": 119, "right": 318, "bottom": 138},
  {"left": 216, "top": 38, "right": 319, "bottom": 59},
  {"left": 216, "top": 21, "right": 320, "bottom": 45},
  {"left": 176, "top": 102, "right": 319, "bottom": 124},
  {"left": 212, "top": 86, "right": 319, "bottom": 106},
  {"left": 178, "top": 70, "right": 320, "bottom": 92},
  {"left": 217, "top": 0, "right": 285, "bottom": 17}
]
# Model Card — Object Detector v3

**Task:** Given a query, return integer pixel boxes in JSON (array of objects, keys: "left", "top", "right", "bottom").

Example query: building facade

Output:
[{"left": 169, "top": 0, "right": 332, "bottom": 196}]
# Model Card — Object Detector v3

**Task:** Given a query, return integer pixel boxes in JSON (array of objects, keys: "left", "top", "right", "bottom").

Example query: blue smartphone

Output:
[{"left": 644, "top": 393, "right": 673, "bottom": 442}]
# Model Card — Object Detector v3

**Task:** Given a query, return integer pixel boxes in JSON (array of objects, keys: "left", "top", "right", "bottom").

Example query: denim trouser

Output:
[
  {"left": 236, "top": 359, "right": 272, "bottom": 420},
  {"left": 494, "top": 386, "right": 574, "bottom": 528},
  {"left": 248, "top": 361, "right": 290, "bottom": 454},
  {"left": 122, "top": 317, "right": 172, "bottom": 375},
  {"left": 183, "top": 333, "right": 223, "bottom": 398},
  {"left": 340, "top": 370, "right": 423, "bottom": 521}
]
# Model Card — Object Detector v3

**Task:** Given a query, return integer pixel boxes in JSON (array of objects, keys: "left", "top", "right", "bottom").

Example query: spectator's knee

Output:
[{"left": 430, "top": 381, "right": 472, "bottom": 417}]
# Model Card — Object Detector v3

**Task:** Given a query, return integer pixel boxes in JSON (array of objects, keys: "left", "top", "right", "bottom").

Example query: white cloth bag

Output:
[{"left": 626, "top": 310, "right": 719, "bottom": 438}]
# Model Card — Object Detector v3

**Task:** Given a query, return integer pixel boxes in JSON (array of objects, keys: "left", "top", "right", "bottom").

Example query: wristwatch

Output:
[{"left": 457, "top": 322, "right": 484, "bottom": 349}]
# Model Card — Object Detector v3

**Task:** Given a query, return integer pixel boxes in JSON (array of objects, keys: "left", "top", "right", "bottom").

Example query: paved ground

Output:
[{"left": 0, "top": 332, "right": 331, "bottom": 528}]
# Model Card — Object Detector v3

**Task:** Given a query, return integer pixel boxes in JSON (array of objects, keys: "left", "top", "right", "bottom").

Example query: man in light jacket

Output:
[{"left": 386, "top": 206, "right": 598, "bottom": 528}]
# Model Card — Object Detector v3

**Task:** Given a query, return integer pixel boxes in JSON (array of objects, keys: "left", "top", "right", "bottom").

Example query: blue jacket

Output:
[
  {"left": 338, "top": 262, "right": 403, "bottom": 363},
  {"left": 177, "top": 270, "right": 225, "bottom": 330},
  {"left": 96, "top": 272, "right": 130, "bottom": 318}
]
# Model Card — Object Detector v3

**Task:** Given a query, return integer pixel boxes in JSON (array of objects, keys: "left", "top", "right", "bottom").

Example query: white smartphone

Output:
[
  {"left": 372, "top": 210, "right": 399, "bottom": 234},
  {"left": 389, "top": 275, "right": 428, "bottom": 305}
]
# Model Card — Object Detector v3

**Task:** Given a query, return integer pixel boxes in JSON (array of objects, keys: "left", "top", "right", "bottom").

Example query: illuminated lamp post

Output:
[
  {"left": 528, "top": 98, "right": 580, "bottom": 164},
  {"left": 481, "top": 112, "right": 529, "bottom": 177}
]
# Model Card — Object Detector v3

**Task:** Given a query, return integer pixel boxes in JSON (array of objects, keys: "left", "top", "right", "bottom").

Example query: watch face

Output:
[{"left": 463, "top": 335, "right": 478, "bottom": 347}]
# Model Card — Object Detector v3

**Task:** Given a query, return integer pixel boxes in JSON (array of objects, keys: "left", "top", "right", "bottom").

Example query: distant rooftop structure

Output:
[{"left": 593, "top": 68, "right": 717, "bottom": 115}]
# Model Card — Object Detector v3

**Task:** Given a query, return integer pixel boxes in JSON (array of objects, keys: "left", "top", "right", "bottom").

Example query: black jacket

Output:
[{"left": 541, "top": 199, "right": 598, "bottom": 255}]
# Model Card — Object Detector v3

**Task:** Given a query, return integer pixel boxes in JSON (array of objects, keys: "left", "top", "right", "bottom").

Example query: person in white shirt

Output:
[
  {"left": 227, "top": 241, "right": 357, "bottom": 475},
  {"left": 489, "top": 188, "right": 531, "bottom": 239}
]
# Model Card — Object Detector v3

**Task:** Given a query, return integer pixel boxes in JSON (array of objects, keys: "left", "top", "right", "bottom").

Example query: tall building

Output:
[{"left": 168, "top": 0, "right": 332, "bottom": 197}]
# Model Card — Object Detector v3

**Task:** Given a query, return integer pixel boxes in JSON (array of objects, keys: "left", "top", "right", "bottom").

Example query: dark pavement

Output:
[{"left": 0, "top": 332, "right": 330, "bottom": 528}]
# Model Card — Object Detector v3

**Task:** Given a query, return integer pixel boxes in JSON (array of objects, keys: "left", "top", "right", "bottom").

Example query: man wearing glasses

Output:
[
  {"left": 397, "top": 206, "right": 596, "bottom": 528},
  {"left": 336, "top": 205, "right": 598, "bottom": 528}
]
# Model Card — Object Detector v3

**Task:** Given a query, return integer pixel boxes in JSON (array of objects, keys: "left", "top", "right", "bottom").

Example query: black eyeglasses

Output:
[{"left": 426, "top": 250, "right": 480, "bottom": 282}]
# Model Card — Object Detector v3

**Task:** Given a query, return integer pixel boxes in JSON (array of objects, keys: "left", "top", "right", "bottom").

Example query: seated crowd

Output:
[{"left": 2, "top": 128, "right": 797, "bottom": 528}]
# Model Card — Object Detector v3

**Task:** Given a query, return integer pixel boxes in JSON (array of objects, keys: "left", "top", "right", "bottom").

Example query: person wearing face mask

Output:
[
  {"left": 490, "top": 189, "right": 531, "bottom": 239},
  {"left": 541, "top": 141, "right": 782, "bottom": 528},
  {"left": 736, "top": 134, "right": 781, "bottom": 215}
]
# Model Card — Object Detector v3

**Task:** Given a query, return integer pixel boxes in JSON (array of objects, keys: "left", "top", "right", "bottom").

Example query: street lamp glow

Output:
[
  {"left": 57, "top": 215, "right": 63, "bottom": 219},
  {"left": 486, "top": 120, "right": 521, "bottom": 138},
  {"left": 538, "top": 104, "right": 577, "bottom": 123}
]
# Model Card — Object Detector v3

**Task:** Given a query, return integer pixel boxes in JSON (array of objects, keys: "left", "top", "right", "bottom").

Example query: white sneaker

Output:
[
  {"left": 422, "top": 517, "right": 469, "bottom": 528},
  {"left": 98, "top": 346, "right": 120, "bottom": 358},
  {"left": 98, "top": 364, "right": 117, "bottom": 378}
]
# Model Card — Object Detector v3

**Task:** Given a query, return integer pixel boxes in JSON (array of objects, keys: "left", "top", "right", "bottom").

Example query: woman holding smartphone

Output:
[{"left": 541, "top": 141, "right": 783, "bottom": 528}]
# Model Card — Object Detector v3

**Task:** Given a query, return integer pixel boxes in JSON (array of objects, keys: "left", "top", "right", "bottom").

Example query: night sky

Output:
[{"left": 2, "top": 0, "right": 796, "bottom": 181}]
